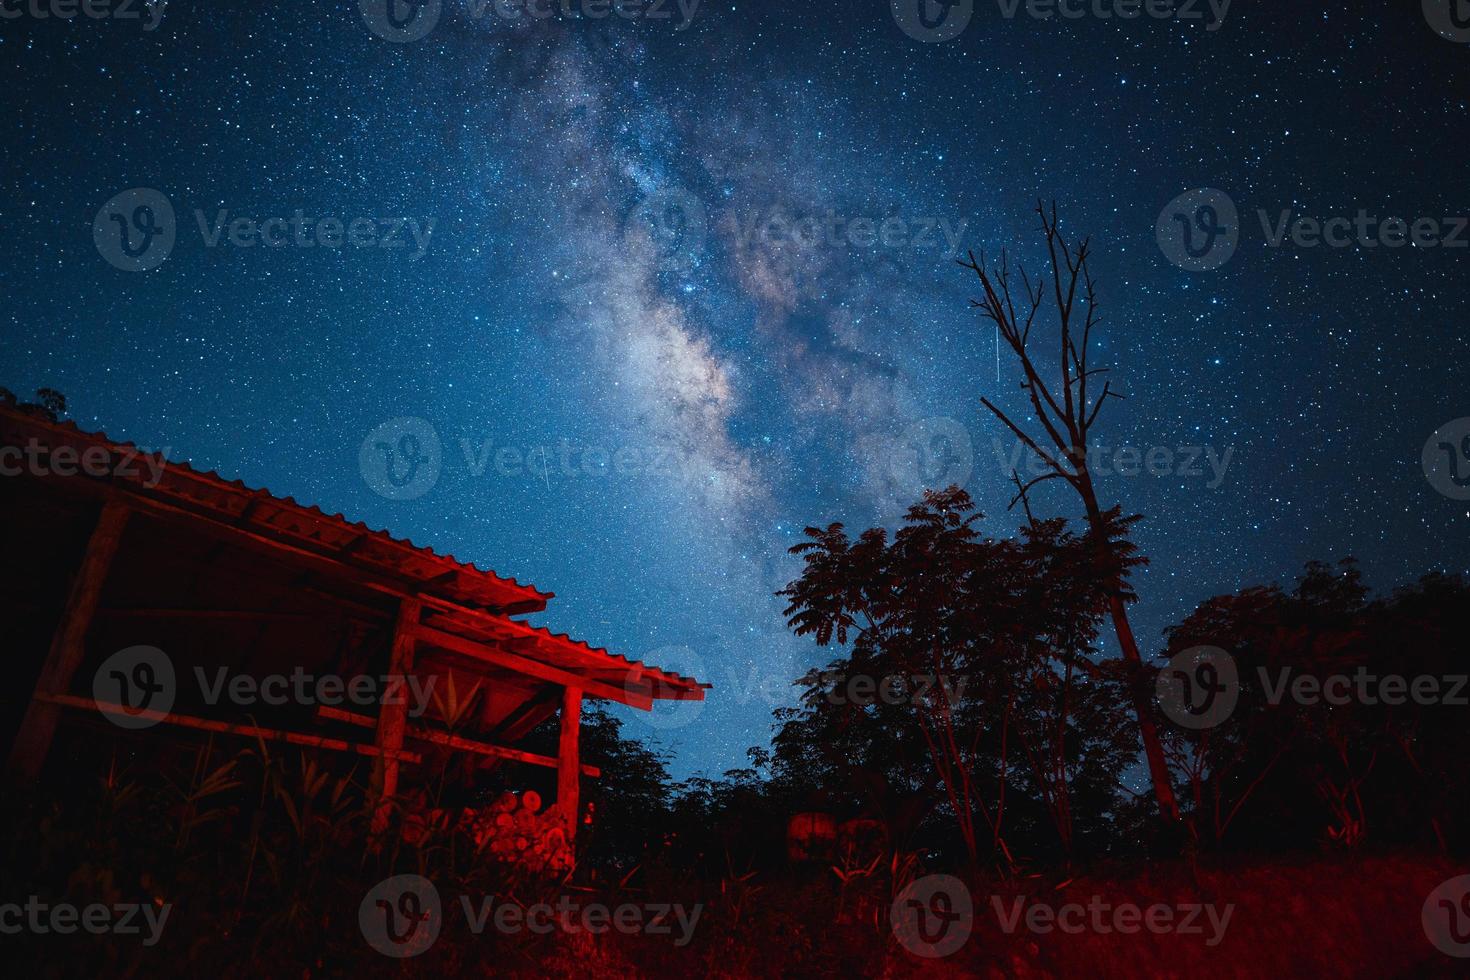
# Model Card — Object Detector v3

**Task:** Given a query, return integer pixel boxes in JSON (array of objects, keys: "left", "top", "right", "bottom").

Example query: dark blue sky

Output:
[{"left": 3, "top": 0, "right": 1467, "bottom": 779}]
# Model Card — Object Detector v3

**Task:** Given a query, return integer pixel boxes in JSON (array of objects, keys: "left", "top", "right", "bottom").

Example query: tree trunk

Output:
[{"left": 1080, "top": 485, "right": 1180, "bottom": 825}]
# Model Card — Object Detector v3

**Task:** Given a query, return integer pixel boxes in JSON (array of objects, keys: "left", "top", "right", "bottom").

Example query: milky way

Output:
[{"left": 3, "top": 0, "right": 1468, "bottom": 779}]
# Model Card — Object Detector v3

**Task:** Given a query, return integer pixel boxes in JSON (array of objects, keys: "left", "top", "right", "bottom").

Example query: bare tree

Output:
[{"left": 958, "top": 202, "right": 1181, "bottom": 826}]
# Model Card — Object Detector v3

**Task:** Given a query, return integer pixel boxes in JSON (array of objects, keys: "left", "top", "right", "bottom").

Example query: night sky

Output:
[{"left": 3, "top": 0, "right": 1467, "bottom": 781}]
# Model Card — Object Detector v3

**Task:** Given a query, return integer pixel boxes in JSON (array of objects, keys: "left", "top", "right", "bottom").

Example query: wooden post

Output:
[
  {"left": 371, "top": 597, "right": 421, "bottom": 834},
  {"left": 557, "top": 684, "right": 582, "bottom": 838},
  {"left": 8, "top": 501, "right": 130, "bottom": 781}
]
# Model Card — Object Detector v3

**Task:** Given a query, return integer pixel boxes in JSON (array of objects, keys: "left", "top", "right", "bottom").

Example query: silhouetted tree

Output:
[
  {"left": 778, "top": 487, "right": 1135, "bottom": 868},
  {"left": 959, "top": 203, "right": 1180, "bottom": 829},
  {"left": 1159, "top": 561, "right": 1470, "bottom": 855}
]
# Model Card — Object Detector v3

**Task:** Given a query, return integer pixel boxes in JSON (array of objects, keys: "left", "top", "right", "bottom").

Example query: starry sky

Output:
[{"left": 3, "top": 0, "right": 1467, "bottom": 780}]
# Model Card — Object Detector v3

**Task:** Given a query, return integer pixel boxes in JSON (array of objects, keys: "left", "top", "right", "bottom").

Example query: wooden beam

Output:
[
  {"left": 96, "top": 608, "right": 320, "bottom": 622},
  {"left": 9, "top": 501, "right": 130, "bottom": 781},
  {"left": 410, "top": 624, "right": 653, "bottom": 710},
  {"left": 490, "top": 686, "right": 562, "bottom": 743},
  {"left": 371, "top": 598, "right": 421, "bottom": 833},
  {"left": 317, "top": 706, "right": 599, "bottom": 777},
  {"left": 34, "top": 693, "right": 420, "bottom": 763},
  {"left": 424, "top": 604, "right": 703, "bottom": 700},
  {"left": 558, "top": 685, "right": 582, "bottom": 838},
  {"left": 83, "top": 482, "right": 539, "bottom": 618}
]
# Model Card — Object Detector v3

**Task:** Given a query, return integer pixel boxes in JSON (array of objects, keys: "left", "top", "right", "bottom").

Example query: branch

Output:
[
  {"left": 1008, "top": 470, "right": 1064, "bottom": 518},
  {"left": 980, "top": 397, "right": 1079, "bottom": 490}
]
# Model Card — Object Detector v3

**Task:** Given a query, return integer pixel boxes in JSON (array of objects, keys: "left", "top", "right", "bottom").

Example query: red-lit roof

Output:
[{"left": 0, "top": 402, "right": 707, "bottom": 704}]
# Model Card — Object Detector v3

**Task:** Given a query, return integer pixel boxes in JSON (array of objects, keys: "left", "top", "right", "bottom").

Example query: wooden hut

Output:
[{"left": 0, "top": 401, "right": 707, "bottom": 844}]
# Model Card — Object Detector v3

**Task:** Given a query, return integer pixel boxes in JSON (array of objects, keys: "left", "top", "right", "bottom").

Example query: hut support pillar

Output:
[
  {"left": 9, "top": 500, "right": 131, "bottom": 781},
  {"left": 557, "top": 685, "right": 582, "bottom": 839},
  {"left": 371, "top": 597, "right": 421, "bottom": 834}
]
